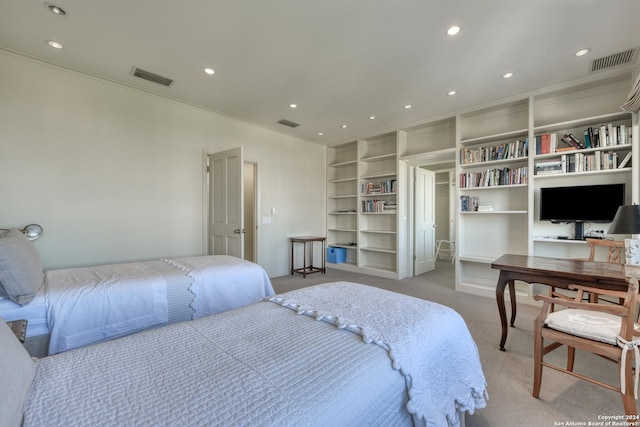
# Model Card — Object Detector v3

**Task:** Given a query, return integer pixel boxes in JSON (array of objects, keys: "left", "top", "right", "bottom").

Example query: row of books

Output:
[
  {"left": 361, "top": 179, "right": 397, "bottom": 195},
  {"left": 460, "top": 139, "right": 528, "bottom": 164},
  {"left": 535, "top": 123, "right": 632, "bottom": 155},
  {"left": 584, "top": 124, "right": 631, "bottom": 148},
  {"left": 460, "top": 195, "right": 479, "bottom": 212},
  {"left": 535, "top": 151, "right": 632, "bottom": 175},
  {"left": 361, "top": 199, "right": 396, "bottom": 213},
  {"left": 459, "top": 166, "right": 528, "bottom": 188}
]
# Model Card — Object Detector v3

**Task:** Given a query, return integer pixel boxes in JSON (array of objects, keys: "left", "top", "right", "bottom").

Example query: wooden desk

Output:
[
  {"left": 290, "top": 236, "right": 326, "bottom": 278},
  {"left": 491, "top": 254, "right": 628, "bottom": 351}
]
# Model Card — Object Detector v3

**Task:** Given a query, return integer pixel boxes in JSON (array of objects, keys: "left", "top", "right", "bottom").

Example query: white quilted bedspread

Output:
[
  {"left": 25, "top": 293, "right": 412, "bottom": 426},
  {"left": 269, "top": 281, "right": 488, "bottom": 426}
]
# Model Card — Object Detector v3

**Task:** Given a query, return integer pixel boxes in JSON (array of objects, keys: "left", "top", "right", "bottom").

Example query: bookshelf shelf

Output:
[
  {"left": 328, "top": 177, "right": 357, "bottom": 183},
  {"left": 460, "top": 210, "right": 527, "bottom": 215},
  {"left": 360, "top": 246, "right": 396, "bottom": 254},
  {"left": 328, "top": 159, "right": 357, "bottom": 168},
  {"left": 361, "top": 153, "right": 396, "bottom": 163},
  {"left": 533, "top": 168, "right": 631, "bottom": 180},
  {"left": 460, "top": 183, "right": 527, "bottom": 191},
  {"left": 533, "top": 112, "right": 630, "bottom": 134},
  {"left": 459, "top": 128, "right": 529, "bottom": 146},
  {"left": 459, "top": 157, "right": 528, "bottom": 168}
]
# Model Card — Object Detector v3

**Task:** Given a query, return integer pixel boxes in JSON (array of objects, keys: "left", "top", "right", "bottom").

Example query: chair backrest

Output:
[
  {"left": 586, "top": 238, "right": 625, "bottom": 263},
  {"left": 623, "top": 265, "right": 640, "bottom": 340}
]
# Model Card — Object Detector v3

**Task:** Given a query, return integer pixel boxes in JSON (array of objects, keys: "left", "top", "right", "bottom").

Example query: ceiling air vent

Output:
[
  {"left": 277, "top": 119, "right": 300, "bottom": 128},
  {"left": 590, "top": 47, "right": 639, "bottom": 73},
  {"left": 130, "top": 66, "right": 174, "bottom": 87}
]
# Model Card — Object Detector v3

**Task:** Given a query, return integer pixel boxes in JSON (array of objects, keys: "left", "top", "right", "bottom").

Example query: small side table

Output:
[
  {"left": 6, "top": 319, "right": 28, "bottom": 343},
  {"left": 290, "top": 236, "right": 326, "bottom": 278}
]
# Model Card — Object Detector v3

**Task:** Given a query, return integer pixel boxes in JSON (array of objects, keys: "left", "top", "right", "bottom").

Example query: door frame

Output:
[
  {"left": 401, "top": 149, "right": 456, "bottom": 277},
  {"left": 202, "top": 150, "right": 260, "bottom": 262}
]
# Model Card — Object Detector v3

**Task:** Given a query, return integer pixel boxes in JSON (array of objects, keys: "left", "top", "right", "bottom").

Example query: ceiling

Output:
[{"left": 2, "top": 0, "right": 640, "bottom": 145}]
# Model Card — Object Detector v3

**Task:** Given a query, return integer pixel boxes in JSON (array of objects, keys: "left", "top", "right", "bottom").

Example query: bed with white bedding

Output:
[
  {"left": 3, "top": 281, "right": 487, "bottom": 427},
  {"left": 0, "top": 226, "right": 275, "bottom": 356}
]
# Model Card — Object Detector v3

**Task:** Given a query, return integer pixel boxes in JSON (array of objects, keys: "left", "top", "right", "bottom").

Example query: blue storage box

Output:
[{"left": 327, "top": 247, "right": 347, "bottom": 263}]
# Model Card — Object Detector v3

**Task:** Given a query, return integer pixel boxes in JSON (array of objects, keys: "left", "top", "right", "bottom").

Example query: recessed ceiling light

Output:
[
  {"left": 45, "top": 3, "right": 67, "bottom": 15},
  {"left": 404, "top": 104, "right": 412, "bottom": 109},
  {"left": 501, "top": 72, "right": 514, "bottom": 79},
  {"left": 204, "top": 68, "right": 215, "bottom": 75},
  {"left": 575, "top": 48, "right": 591, "bottom": 57},
  {"left": 447, "top": 90, "right": 457, "bottom": 96},
  {"left": 46, "top": 40, "right": 64, "bottom": 49},
  {"left": 318, "top": 132, "right": 324, "bottom": 136},
  {"left": 369, "top": 116, "right": 376, "bottom": 120},
  {"left": 341, "top": 124, "right": 348, "bottom": 128},
  {"left": 289, "top": 104, "right": 297, "bottom": 109},
  {"left": 446, "top": 25, "right": 460, "bottom": 36}
]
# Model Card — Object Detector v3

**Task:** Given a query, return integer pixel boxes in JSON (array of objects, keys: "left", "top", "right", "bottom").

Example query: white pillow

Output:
[
  {"left": 0, "top": 316, "right": 36, "bottom": 427},
  {"left": 0, "top": 229, "right": 44, "bottom": 305}
]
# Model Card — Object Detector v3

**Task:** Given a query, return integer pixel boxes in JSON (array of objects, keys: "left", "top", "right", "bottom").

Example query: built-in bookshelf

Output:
[
  {"left": 327, "top": 141, "right": 358, "bottom": 267},
  {"left": 326, "top": 133, "right": 401, "bottom": 279},
  {"left": 456, "top": 99, "right": 531, "bottom": 297}
]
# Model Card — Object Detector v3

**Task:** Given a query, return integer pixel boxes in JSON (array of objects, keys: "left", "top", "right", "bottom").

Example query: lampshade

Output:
[{"left": 608, "top": 205, "right": 640, "bottom": 235}]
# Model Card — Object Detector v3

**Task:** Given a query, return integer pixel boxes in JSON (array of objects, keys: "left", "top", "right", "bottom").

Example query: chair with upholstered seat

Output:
[{"left": 532, "top": 265, "right": 640, "bottom": 416}]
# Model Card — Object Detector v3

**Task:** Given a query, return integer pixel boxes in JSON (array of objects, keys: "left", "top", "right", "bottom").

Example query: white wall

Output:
[{"left": 0, "top": 51, "right": 326, "bottom": 276}]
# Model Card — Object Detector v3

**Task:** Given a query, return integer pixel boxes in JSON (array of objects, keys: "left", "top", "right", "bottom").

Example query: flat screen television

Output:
[{"left": 539, "top": 183, "right": 625, "bottom": 240}]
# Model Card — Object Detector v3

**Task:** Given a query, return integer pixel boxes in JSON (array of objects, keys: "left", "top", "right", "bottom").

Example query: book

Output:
[
  {"left": 561, "top": 134, "right": 581, "bottom": 149},
  {"left": 618, "top": 152, "right": 632, "bottom": 168},
  {"left": 555, "top": 146, "right": 577, "bottom": 152},
  {"left": 566, "top": 133, "right": 585, "bottom": 149},
  {"left": 583, "top": 129, "right": 591, "bottom": 148}
]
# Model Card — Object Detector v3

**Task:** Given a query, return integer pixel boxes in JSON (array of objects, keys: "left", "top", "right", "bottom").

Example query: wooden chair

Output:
[
  {"left": 549, "top": 238, "right": 626, "bottom": 307},
  {"left": 585, "top": 238, "right": 625, "bottom": 264},
  {"left": 533, "top": 265, "right": 640, "bottom": 416}
]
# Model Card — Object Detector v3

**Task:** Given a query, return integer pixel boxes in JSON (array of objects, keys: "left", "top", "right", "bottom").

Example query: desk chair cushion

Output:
[{"left": 544, "top": 308, "right": 631, "bottom": 345}]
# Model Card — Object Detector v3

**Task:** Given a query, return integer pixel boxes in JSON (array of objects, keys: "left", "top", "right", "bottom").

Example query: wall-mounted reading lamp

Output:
[{"left": 0, "top": 224, "right": 44, "bottom": 240}]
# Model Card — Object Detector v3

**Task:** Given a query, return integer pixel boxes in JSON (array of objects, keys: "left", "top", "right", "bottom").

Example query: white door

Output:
[
  {"left": 414, "top": 167, "right": 436, "bottom": 275},
  {"left": 209, "top": 147, "right": 244, "bottom": 258}
]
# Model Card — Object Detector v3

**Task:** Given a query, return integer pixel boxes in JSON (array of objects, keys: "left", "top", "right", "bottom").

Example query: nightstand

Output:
[{"left": 6, "top": 319, "right": 28, "bottom": 343}]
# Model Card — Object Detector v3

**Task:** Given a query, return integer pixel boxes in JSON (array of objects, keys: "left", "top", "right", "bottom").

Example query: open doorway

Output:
[
  {"left": 243, "top": 162, "right": 257, "bottom": 263},
  {"left": 403, "top": 149, "right": 456, "bottom": 286}
]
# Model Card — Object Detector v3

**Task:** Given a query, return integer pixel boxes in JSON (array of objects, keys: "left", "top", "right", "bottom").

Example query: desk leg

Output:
[
  {"left": 496, "top": 271, "right": 516, "bottom": 351},
  {"left": 290, "top": 241, "right": 294, "bottom": 275}
]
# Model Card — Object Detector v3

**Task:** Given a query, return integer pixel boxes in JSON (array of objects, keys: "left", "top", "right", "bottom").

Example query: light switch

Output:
[
  {"left": 261, "top": 216, "right": 272, "bottom": 225},
  {"left": 271, "top": 207, "right": 276, "bottom": 215}
]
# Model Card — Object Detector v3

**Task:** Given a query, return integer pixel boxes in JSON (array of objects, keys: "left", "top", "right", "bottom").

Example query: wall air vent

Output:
[
  {"left": 130, "top": 66, "right": 174, "bottom": 87},
  {"left": 277, "top": 119, "right": 300, "bottom": 128},
  {"left": 590, "top": 47, "right": 639, "bottom": 73}
]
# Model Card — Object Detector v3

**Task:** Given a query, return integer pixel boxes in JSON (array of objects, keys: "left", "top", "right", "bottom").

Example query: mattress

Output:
[{"left": 24, "top": 282, "right": 487, "bottom": 427}]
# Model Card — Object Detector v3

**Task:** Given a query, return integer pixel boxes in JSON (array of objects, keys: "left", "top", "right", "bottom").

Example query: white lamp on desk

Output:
[{"left": 608, "top": 204, "right": 640, "bottom": 264}]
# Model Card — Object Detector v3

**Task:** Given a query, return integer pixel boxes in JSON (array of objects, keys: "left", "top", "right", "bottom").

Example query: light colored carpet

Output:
[{"left": 271, "top": 261, "right": 623, "bottom": 427}]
